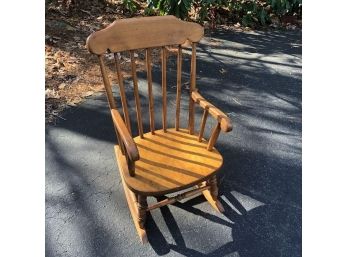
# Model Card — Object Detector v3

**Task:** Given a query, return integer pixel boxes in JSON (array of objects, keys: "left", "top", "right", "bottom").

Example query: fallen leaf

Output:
[
  {"left": 219, "top": 68, "right": 227, "bottom": 74},
  {"left": 82, "top": 91, "right": 94, "bottom": 97},
  {"left": 58, "top": 83, "right": 66, "bottom": 90},
  {"left": 183, "top": 82, "right": 190, "bottom": 90},
  {"left": 45, "top": 88, "right": 60, "bottom": 99},
  {"left": 67, "top": 97, "right": 81, "bottom": 106}
]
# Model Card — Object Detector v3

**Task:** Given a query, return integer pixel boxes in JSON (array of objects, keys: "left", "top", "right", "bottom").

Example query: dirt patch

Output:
[
  {"left": 46, "top": 3, "right": 134, "bottom": 123},
  {"left": 45, "top": 3, "right": 181, "bottom": 123}
]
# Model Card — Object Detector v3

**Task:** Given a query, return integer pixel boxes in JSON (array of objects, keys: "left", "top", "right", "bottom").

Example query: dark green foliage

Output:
[
  {"left": 147, "top": 0, "right": 193, "bottom": 19},
  {"left": 121, "top": 0, "right": 301, "bottom": 27},
  {"left": 228, "top": 0, "right": 270, "bottom": 27},
  {"left": 122, "top": 0, "right": 139, "bottom": 15},
  {"left": 268, "top": 0, "right": 302, "bottom": 16},
  {"left": 195, "top": 0, "right": 229, "bottom": 23}
]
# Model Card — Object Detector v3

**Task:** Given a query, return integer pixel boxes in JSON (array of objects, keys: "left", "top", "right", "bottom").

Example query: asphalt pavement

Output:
[{"left": 46, "top": 28, "right": 302, "bottom": 257}]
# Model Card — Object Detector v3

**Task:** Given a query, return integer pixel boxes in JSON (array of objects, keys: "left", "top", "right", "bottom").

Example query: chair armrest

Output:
[
  {"left": 191, "top": 90, "right": 233, "bottom": 132},
  {"left": 111, "top": 109, "right": 140, "bottom": 162}
]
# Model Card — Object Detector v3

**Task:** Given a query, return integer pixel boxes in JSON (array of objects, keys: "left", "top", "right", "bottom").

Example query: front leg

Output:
[{"left": 137, "top": 195, "right": 148, "bottom": 229}]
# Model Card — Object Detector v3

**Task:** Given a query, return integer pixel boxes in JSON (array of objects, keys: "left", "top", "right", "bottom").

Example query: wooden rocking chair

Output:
[{"left": 86, "top": 15, "right": 233, "bottom": 243}]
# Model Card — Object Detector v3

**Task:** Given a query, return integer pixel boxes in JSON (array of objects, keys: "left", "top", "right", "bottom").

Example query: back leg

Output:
[{"left": 202, "top": 175, "right": 225, "bottom": 213}]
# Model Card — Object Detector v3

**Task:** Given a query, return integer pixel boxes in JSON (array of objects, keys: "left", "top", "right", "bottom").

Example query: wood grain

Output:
[
  {"left": 97, "top": 56, "right": 116, "bottom": 109},
  {"left": 130, "top": 50, "right": 144, "bottom": 138},
  {"left": 115, "top": 146, "right": 148, "bottom": 243},
  {"left": 207, "top": 123, "right": 221, "bottom": 151},
  {"left": 121, "top": 128, "right": 223, "bottom": 196},
  {"left": 90, "top": 16, "right": 236, "bottom": 243},
  {"left": 198, "top": 107, "right": 209, "bottom": 142},
  {"left": 191, "top": 90, "right": 233, "bottom": 132},
  {"left": 188, "top": 43, "right": 197, "bottom": 134},
  {"left": 111, "top": 109, "right": 139, "bottom": 162},
  {"left": 87, "top": 16, "right": 204, "bottom": 54},
  {"left": 175, "top": 45, "right": 182, "bottom": 131},
  {"left": 201, "top": 179, "right": 225, "bottom": 213},
  {"left": 146, "top": 49, "right": 155, "bottom": 134},
  {"left": 147, "top": 185, "right": 210, "bottom": 211},
  {"left": 161, "top": 47, "right": 167, "bottom": 132},
  {"left": 114, "top": 53, "right": 131, "bottom": 132},
  {"left": 137, "top": 195, "right": 148, "bottom": 229}
]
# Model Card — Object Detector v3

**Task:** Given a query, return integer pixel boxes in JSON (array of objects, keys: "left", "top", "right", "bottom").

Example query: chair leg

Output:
[
  {"left": 120, "top": 173, "right": 148, "bottom": 243},
  {"left": 115, "top": 145, "right": 148, "bottom": 243},
  {"left": 137, "top": 195, "right": 148, "bottom": 229},
  {"left": 202, "top": 175, "right": 225, "bottom": 213}
]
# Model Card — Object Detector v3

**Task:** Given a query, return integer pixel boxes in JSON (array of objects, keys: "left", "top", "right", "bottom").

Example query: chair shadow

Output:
[{"left": 147, "top": 191, "right": 301, "bottom": 257}]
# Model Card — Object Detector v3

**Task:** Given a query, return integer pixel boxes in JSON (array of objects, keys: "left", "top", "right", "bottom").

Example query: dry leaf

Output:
[
  {"left": 45, "top": 89, "right": 60, "bottom": 99},
  {"left": 67, "top": 97, "right": 81, "bottom": 106},
  {"left": 58, "top": 83, "right": 66, "bottom": 89},
  {"left": 82, "top": 91, "right": 94, "bottom": 97},
  {"left": 183, "top": 82, "right": 190, "bottom": 90},
  {"left": 219, "top": 68, "right": 227, "bottom": 74}
]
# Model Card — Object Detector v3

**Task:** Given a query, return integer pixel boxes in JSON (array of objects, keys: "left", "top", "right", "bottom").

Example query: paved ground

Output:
[{"left": 46, "top": 28, "right": 302, "bottom": 257}]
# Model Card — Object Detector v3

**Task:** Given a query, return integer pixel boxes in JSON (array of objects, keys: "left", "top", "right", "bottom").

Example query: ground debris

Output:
[{"left": 45, "top": 3, "right": 166, "bottom": 124}]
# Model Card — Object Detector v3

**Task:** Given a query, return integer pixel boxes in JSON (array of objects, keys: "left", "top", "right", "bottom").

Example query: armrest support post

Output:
[
  {"left": 191, "top": 90, "right": 233, "bottom": 132},
  {"left": 207, "top": 123, "right": 221, "bottom": 151}
]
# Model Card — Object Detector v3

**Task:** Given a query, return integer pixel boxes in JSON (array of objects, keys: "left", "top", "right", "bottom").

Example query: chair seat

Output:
[{"left": 116, "top": 128, "right": 223, "bottom": 196}]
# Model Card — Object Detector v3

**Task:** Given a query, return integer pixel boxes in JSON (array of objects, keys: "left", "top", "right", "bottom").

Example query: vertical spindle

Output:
[
  {"left": 146, "top": 48, "right": 155, "bottom": 134},
  {"left": 130, "top": 50, "right": 144, "bottom": 138},
  {"left": 161, "top": 47, "right": 167, "bottom": 132},
  {"left": 175, "top": 45, "right": 182, "bottom": 131},
  {"left": 188, "top": 43, "right": 197, "bottom": 134},
  {"left": 114, "top": 53, "right": 132, "bottom": 132}
]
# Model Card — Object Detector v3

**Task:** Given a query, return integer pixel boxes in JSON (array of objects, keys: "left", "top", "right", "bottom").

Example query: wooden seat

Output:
[
  {"left": 121, "top": 128, "right": 223, "bottom": 195},
  {"left": 86, "top": 15, "right": 233, "bottom": 243}
]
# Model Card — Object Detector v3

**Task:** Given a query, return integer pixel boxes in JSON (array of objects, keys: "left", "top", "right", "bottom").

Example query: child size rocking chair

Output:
[{"left": 86, "top": 15, "right": 233, "bottom": 243}]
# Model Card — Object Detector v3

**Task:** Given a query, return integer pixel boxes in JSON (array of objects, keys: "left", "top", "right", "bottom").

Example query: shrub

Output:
[
  {"left": 268, "top": 0, "right": 302, "bottom": 17},
  {"left": 147, "top": 0, "right": 193, "bottom": 19},
  {"left": 122, "top": 0, "right": 139, "bottom": 15},
  {"left": 121, "top": 0, "right": 302, "bottom": 27}
]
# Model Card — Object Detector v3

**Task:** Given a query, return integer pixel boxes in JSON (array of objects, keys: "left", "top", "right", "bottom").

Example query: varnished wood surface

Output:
[
  {"left": 207, "top": 123, "right": 221, "bottom": 151},
  {"left": 87, "top": 16, "right": 204, "bottom": 55},
  {"left": 146, "top": 185, "right": 210, "bottom": 211},
  {"left": 201, "top": 176, "right": 225, "bottom": 213},
  {"left": 89, "top": 16, "right": 234, "bottom": 243},
  {"left": 114, "top": 53, "right": 131, "bottom": 131},
  {"left": 97, "top": 56, "right": 116, "bottom": 109},
  {"left": 175, "top": 45, "right": 182, "bottom": 131},
  {"left": 111, "top": 109, "right": 139, "bottom": 162},
  {"left": 161, "top": 47, "right": 167, "bottom": 132},
  {"left": 115, "top": 146, "right": 148, "bottom": 243},
  {"left": 191, "top": 90, "right": 233, "bottom": 132},
  {"left": 198, "top": 108, "right": 209, "bottom": 142},
  {"left": 130, "top": 50, "right": 144, "bottom": 138},
  {"left": 121, "top": 128, "right": 223, "bottom": 196},
  {"left": 146, "top": 49, "right": 155, "bottom": 134},
  {"left": 188, "top": 43, "right": 197, "bottom": 135}
]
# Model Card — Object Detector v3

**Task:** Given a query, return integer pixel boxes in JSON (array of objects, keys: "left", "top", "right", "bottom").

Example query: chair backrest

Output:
[{"left": 86, "top": 15, "right": 204, "bottom": 137}]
